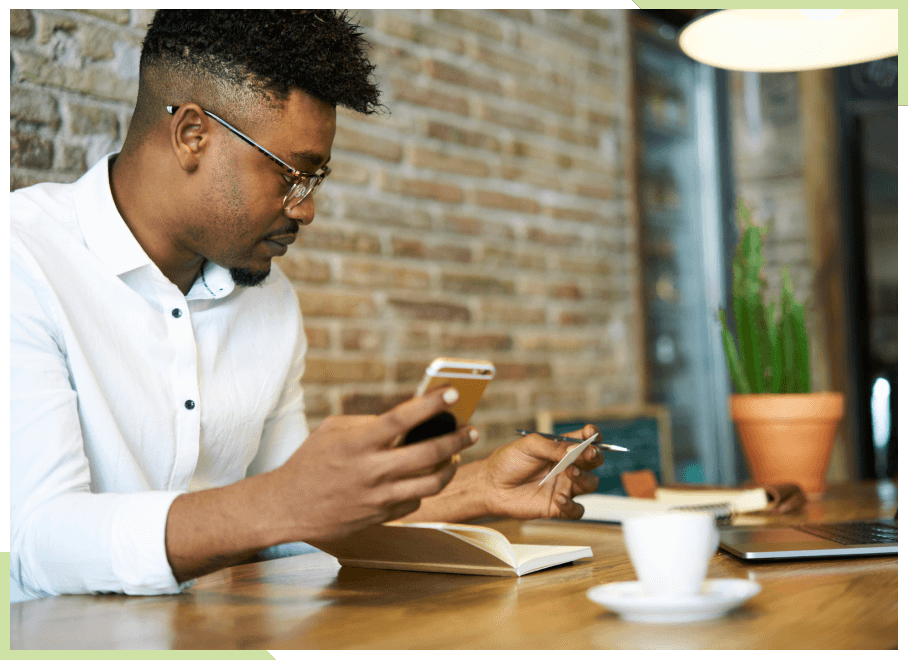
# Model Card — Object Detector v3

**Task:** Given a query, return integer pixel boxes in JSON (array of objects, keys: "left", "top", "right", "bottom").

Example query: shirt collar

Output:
[{"left": 72, "top": 153, "right": 235, "bottom": 299}]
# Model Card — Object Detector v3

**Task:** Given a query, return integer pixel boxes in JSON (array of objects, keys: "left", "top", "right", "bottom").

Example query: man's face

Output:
[{"left": 188, "top": 89, "right": 336, "bottom": 286}]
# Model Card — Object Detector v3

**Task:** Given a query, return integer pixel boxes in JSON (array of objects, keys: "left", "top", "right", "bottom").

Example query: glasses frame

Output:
[{"left": 166, "top": 105, "right": 330, "bottom": 210}]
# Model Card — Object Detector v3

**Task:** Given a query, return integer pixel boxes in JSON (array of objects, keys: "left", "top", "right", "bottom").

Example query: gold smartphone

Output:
[{"left": 398, "top": 358, "right": 495, "bottom": 446}]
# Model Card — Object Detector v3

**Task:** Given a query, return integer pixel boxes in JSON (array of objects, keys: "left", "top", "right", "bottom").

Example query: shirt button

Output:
[
  {"left": 172, "top": 309, "right": 182, "bottom": 318},
  {"left": 185, "top": 400, "right": 195, "bottom": 410}
]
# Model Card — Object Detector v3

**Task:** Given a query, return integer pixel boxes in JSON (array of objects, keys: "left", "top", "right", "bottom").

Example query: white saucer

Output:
[{"left": 587, "top": 578, "right": 761, "bottom": 623}]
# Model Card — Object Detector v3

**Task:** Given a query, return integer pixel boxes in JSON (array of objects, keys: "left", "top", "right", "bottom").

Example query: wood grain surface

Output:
[{"left": 11, "top": 480, "right": 897, "bottom": 650}]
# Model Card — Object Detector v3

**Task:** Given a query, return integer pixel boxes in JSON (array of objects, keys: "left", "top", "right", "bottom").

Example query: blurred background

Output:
[{"left": 9, "top": 9, "right": 897, "bottom": 486}]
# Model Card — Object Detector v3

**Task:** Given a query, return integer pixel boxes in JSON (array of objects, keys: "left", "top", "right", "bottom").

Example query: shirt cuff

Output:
[{"left": 109, "top": 490, "right": 187, "bottom": 595}]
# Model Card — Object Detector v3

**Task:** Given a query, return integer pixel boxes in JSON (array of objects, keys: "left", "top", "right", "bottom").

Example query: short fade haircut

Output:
[{"left": 138, "top": 9, "right": 382, "bottom": 117}]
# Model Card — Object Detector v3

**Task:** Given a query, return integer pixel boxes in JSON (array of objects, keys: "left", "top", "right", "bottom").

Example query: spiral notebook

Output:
[{"left": 574, "top": 487, "right": 770, "bottom": 525}]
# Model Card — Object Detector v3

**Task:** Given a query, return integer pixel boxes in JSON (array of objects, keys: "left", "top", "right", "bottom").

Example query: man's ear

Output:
[{"left": 169, "top": 104, "right": 209, "bottom": 173}]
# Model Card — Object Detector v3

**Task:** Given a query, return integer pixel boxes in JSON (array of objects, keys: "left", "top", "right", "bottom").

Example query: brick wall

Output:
[{"left": 10, "top": 9, "right": 642, "bottom": 458}]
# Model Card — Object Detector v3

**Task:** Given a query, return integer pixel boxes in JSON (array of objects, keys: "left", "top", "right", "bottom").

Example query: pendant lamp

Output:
[{"left": 679, "top": 9, "right": 898, "bottom": 72}]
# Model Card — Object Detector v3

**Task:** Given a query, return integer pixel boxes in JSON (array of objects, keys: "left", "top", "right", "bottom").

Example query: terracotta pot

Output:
[{"left": 729, "top": 392, "right": 845, "bottom": 495}]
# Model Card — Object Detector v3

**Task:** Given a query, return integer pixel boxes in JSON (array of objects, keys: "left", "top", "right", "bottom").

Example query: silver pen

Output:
[{"left": 516, "top": 430, "right": 629, "bottom": 452}]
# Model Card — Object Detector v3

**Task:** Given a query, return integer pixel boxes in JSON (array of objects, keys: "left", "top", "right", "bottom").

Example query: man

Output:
[{"left": 10, "top": 10, "right": 602, "bottom": 599}]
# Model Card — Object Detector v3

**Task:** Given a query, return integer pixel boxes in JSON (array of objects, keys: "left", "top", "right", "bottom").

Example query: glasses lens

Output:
[{"left": 284, "top": 178, "right": 315, "bottom": 210}]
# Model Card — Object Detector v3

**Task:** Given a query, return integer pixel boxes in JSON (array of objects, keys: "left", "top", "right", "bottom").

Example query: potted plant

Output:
[{"left": 719, "top": 201, "right": 844, "bottom": 495}]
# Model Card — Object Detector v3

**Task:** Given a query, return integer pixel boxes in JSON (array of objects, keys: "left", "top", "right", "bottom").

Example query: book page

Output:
[
  {"left": 655, "top": 487, "right": 769, "bottom": 512},
  {"left": 397, "top": 522, "right": 517, "bottom": 567},
  {"left": 575, "top": 493, "right": 673, "bottom": 523},
  {"left": 510, "top": 544, "right": 593, "bottom": 575}
]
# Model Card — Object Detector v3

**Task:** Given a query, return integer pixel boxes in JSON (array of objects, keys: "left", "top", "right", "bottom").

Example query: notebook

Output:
[
  {"left": 574, "top": 487, "right": 771, "bottom": 524},
  {"left": 719, "top": 517, "right": 898, "bottom": 560},
  {"left": 312, "top": 521, "right": 592, "bottom": 576}
]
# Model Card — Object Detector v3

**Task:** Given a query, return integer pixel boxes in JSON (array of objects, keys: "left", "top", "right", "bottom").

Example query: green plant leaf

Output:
[
  {"left": 720, "top": 310, "right": 750, "bottom": 394},
  {"left": 792, "top": 300, "right": 811, "bottom": 393}
]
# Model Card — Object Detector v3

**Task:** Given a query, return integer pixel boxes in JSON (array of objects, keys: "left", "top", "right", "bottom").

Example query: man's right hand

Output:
[{"left": 264, "top": 386, "right": 477, "bottom": 545}]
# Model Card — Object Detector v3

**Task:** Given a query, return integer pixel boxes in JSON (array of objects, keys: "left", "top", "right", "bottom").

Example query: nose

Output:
[{"left": 284, "top": 193, "right": 315, "bottom": 226}]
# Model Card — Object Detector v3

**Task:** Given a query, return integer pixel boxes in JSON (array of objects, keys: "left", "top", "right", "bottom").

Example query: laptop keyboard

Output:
[{"left": 797, "top": 521, "right": 898, "bottom": 545}]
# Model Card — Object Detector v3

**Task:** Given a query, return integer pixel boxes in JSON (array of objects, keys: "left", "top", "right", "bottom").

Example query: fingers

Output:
[
  {"left": 370, "top": 387, "right": 463, "bottom": 448},
  {"left": 385, "top": 458, "right": 460, "bottom": 508},
  {"left": 552, "top": 490, "right": 585, "bottom": 519},
  {"left": 564, "top": 464, "right": 599, "bottom": 496},
  {"left": 384, "top": 425, "right": 478, "bottom": 480}
]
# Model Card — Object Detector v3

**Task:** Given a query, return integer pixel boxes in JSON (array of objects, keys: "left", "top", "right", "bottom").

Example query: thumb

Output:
[{"left": 516, "top": 433, "right": 575, "bottom": 465}]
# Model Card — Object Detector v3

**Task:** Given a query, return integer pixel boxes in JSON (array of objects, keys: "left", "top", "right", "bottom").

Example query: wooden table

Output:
[{"left": 11, "top": 480, "right": 897, "bottom": 650}]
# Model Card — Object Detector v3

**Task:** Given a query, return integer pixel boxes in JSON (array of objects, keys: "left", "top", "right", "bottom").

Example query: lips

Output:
[{"left": 265, "top": 233, "right": 298, "bottom": 246}]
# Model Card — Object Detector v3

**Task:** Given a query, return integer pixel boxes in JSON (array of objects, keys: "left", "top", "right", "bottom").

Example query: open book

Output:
[
  {"left": 574, "top": 486, "right": 771, "bottom": 524},
  {"left": 313, "top": 521, "right": 592, "bottom": 577}
]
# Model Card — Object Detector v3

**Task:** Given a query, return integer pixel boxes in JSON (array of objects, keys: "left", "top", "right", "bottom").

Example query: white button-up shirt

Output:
[{"left": 10, "top": 154, "right": 309, "bottom": 598}]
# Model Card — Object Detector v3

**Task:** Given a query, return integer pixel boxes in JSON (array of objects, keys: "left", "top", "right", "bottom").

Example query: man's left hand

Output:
[{"left": 479, "top": 425, "right": 603, "bottom": 520}]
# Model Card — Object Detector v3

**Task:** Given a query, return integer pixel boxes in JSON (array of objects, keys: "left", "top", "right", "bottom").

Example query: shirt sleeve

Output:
[
  {"left": 245, "top": 296, "right": 310, "bottom": 478},
  {"left": 9, "top": 250, "right": 188, "bottom": 598}
]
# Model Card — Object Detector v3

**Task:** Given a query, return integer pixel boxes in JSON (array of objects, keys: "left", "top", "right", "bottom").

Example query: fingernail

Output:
[
  {"left": 556, "top": 493, "right": 569, "bottom": 506},
  {"left": 469, "top": 429, "right": 479, "bottom": 443},
  {"left": 443, "top": 388, "right": 459, "bottom": 404},
  {"left": 571, "top": 466, "right": 580, "bottom": 477},
  {"left": 452, "top": 453, "right": 462, "bottom": 466}
]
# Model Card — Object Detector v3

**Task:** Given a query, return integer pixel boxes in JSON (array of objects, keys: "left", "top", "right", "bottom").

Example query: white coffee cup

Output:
[{"left": 622, "top": 512, "right": 719, "bottom": 598}]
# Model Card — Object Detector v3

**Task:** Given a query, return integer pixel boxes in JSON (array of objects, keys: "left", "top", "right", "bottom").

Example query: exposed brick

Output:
[
  {"left": 296, "top": 290, "right": 378, "bottom": 318},
  {"left": 340, "top": 259, "right": 431, "bottom": 290},
  {"left": 276, "top": 250, "right": 331, "bottom": 283},
  {"left": 341, "top": 328, "right": 384, "bottom": 352},
  {"left": 341, "top": 393, "right": 409, "bottom": 415},
  {"left": 333, "top": 125, "right": 403, "bottom": 162},
  {"left": 471, "top": 45, "right": 531, "bottom": 76},
  {"left": 395, "top": 360, "right": 430, "bottom": 383},
  {"left": 302, "top": 392, "right": 331, "bottom": 419},
  {"left": 481, "top": 301, "right": 547, "bottom": 325},
  {"left": 10, "top": 132, "right": 54, "bottom": 169},
  {"left": 77, "top": 9, "right": 130, "bottom": 24},
  {"left": 444, "top": 214, "right": 483, "bottom": 236},
  {"left": 378, "top": 15, "right": 465, "bottom": 54},
  {"left": 384, "top": 175, "right": 464, "bottom": 204},
  {"left": 478, "top": 245, "right": 547, "bottom": 270},
  {"left": 581, "top": 9, "right": 613, "bottom": 31},
  {"left": 543, "top": 206, "right": 603, "bottom": 223},
  {"left": 427, "top": 121, "right": 501, "bottom": 152},
  {"left": 441, "top": 332, "right": 513, "bottom": 352},
  {"left": 477, "top": 103, "right": 544, "bottom": 133},
  {"left": 426, "top": 60, "right": 502, "bottom": 95},
  {"left": 36, "top": 13, "right": 78, "bottom": 44},
  {"left": 475, "top": 190, "right": 540, "bottom": 214},
  {"left": 402, "top": 328, "right": 432, "bottom": 350},
  {"left": 297, "top": 226, "right": 381, "bottom": 254},
  {"left": 410, "top": 146, "right": 490, "bottom": 178},
  {"left": 343, "top": 199, "right": 432, "bottom": 231},
  {"left": 493, "top": 8, "right": 534, "bottom": 23},
  {"left": 13, "top": 51, "right": 139, "bottom": 102},
  {"left": 11, "top": 9, "right": 34, "bottom": 37},
  {"left": 60, "top": 144, "right": 87, "bottom": 172},
  {"left": 427, "top": 244, "right": 472, "bottom": 263},
  {"left": 304, "top": 326, "right": 331, "bottom": 350},
  {"left": 517, "top": 332, "right": 598, "bottom": 352},
  {"left": 494, "top": 361, "right": 553, "bottom": 380},
  {"left": 10, "top": 87, "right": 60, "bottom": 129},
  {"left": 392, "top": 238, "right": 427, "bottom": 259},
  {"left": 510, "top": 84, "right": 575, "bottom": 117},
  {"left": 433, "top": 9, "right": 504, "bottom": 41},
  {"left": 68, "top": 104, "right": 119, "bottom": 137},
  {"left": 442, "top": 273, "right": 515, "bottom": 296},
  {"left": 393, "top": 78, "right": 469, "bottom": 116},
  {"left": 527, "top": 226, "right": 582, "bottom": 247},
  {"left": 388, "top": 298, "right": 471, "bottom": 322},
  {"left": 303, "top": 357, "right": 386, "bottom": 384}
]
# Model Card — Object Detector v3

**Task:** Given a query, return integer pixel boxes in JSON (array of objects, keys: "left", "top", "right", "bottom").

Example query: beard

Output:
[{"left": 229, "top": 266, "right": 271, "bottom": 287}]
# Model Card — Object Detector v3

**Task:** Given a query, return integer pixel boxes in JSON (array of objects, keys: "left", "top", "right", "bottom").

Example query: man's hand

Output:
[
  {"left": 479, "top": 425, "right": 604, "bottom": 520},
  {"left": 265, "top": 387, "right": 478, "bottom": 545}
]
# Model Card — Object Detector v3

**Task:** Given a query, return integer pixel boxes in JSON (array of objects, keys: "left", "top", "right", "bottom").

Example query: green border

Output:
[{"left": 633, "top": 2, "right": 903, "bottom": 105}]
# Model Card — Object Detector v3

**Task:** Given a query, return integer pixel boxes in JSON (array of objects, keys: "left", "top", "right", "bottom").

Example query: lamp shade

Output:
[{"left": 679, "top": 9, "right": 898, "bottom": 72}]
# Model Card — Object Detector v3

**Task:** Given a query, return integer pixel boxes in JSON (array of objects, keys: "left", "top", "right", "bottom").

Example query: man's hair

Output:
[{"left": 136, "top": 9, "right": 381, "bottom": 123}]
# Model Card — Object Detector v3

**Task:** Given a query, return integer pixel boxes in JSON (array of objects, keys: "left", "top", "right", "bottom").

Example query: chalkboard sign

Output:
[{"left": 538, "top": 405, "right": 672, "bottom": 496}]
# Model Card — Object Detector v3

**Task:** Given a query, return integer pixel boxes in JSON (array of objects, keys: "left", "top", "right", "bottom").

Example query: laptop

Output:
[{"left": 719, "top": 517, "right": 898, "bottom": 560}]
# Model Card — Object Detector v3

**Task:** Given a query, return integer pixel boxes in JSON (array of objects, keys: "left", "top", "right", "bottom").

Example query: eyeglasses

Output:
[{"left": 166, "top": 105, "right": 330, "bottom": 211}]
